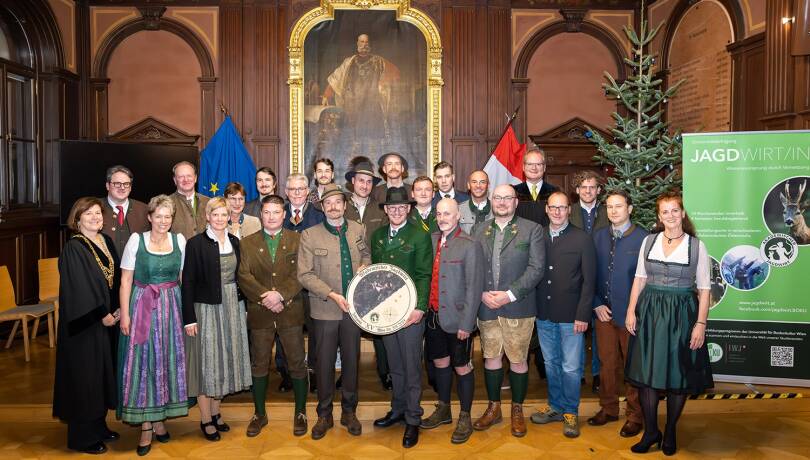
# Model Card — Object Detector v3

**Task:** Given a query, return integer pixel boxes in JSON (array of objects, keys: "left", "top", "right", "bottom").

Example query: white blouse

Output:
[
  {"left": 206, "top": 226, "right": 233, "bottom": 254},
  {"left": 120, "top": 232, "right": 186, "bottom": 270},
  {"left": 635, "top": 233, "right": 711, "bottom": 290}
]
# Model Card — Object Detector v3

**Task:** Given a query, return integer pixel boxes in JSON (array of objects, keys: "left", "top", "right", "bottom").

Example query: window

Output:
[{"left": 0, "top": 9, "right": 37, "bottom": 209}]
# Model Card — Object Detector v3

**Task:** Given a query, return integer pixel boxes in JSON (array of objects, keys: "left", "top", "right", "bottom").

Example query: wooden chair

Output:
[
  {"left": 0, "top": 266, "right": 55, "bottom": 362},
  {"left": 37, "top": 258, "right": 59, "bottom": 339}
]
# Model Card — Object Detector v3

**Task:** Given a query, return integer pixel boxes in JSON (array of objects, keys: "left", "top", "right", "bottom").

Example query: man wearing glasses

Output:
[
  {"left": 101, "top": 165, "right": 149, "bottom": 256},
  {"left": 530, "top": 191, "right": 596, "bottom": 439},
  {"left": 372, "top": 152, "right": 412, "bottom": 204},
  {"left": 472, "top": 184, "right": 545, "bottom": 438},
  {"left": 284, "top": 173, "right": 324, "bottom": 231},
  {"left": 514, "top": 147, "right": 557, "bottom": 227},
  {"left": 370, "top": 187, "right": 432, "bottom": 448}
]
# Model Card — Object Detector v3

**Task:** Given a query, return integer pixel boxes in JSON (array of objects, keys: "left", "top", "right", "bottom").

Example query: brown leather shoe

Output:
[
  {"left": 340, "top": 411, "right": 362, "bottom": 436},
  {"left": 293, "top": 412, "right": 308, "bottom": 437},
  {"left": 587, "top": 410, "right": 619, "bottom": 426},
  {"left": 310, "top": 415, "right": 333, "bottom": 440},
  {"left": 246, "top": 414, "right": 268, "bottom": 437},
  {"left": 473, "top": 401, "right": 502, "bottom": 431},
  {"left": 620, "top": 420, "right": 643, "bottom": 438},
  {"left": 510, "top": 403, "right": 527, "bottom": 437}
]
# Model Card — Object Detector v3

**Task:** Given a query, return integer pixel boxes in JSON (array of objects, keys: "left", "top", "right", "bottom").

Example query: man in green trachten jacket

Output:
[{"left": 369, "top": 186, "right": 433, "bottom": 449}]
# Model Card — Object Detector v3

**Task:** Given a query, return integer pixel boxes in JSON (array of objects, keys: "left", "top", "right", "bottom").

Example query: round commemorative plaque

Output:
[{"left": 346, "top": 263, "right": 416, "bottom": 335}]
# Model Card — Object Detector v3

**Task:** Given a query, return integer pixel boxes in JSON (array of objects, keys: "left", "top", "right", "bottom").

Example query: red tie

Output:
[
  {"left": 293, "top": 209, "right": 301, "bottom": 225},
  {"left": 116, "top": 205, "right": 124, "bottom": 226}
]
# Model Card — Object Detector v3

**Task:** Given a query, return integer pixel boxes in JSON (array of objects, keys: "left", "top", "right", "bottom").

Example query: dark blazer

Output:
[
  {"left": 473, "top": 216, "right": 545, "bottom": 320},
  {"left": 283, "top": 202, "right": 324, "bottom": 232},
  {"left": 569, "top": 201, "right": 609, "bottom": 234},
  {"left": 237, "top": 228, "right": 304, "bottom": 330},
  {"left": 537, "top": 224, "right": 597, "bottom": 323},
  {"left": 514, "top": 181, "right": 557, "bottom": 228},
  {"left": 344, "top": 195, "right": 388, "bottom": 240},
  {"left": 181, "top": 231, "right": 241, "bottom": 325},
  {"left": 244, "top": 198, "right": 264, "bottom": 218},
  {"left": 430, "top": 228, "right": 484, "bottom": 333},
  {"left": 371, "top": 182, "right": 412, "bottom": 204},
  {"left": 514, "top": 181, "right": 557, "bottom": 202},
  {"left": 101, "top": 198, "right": 149, "bottom": 256},
  {"left": 431, "top": 190, "right": 470, "bottom": 207},
  {"left": 370, "top": 221, "right": 433, "bottom": 312}
]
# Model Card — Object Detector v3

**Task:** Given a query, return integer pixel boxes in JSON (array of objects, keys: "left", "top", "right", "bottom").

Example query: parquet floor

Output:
[{"left": 1, "top": 332, "right": 809, "bottom": 458}]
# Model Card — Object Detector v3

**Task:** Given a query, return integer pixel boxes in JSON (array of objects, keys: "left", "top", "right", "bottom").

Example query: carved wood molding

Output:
[
  {"left": 108, "top": 116, "right": 199, "bottom": 145},
  {"left": 529, "top": 117, "right": 612, "bottom": 146},
  {"left": 560, "top": 8, "right": 588, "bottom": 33}
]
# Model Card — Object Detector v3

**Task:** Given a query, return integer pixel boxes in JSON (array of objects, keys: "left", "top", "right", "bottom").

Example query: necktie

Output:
[
  {"left": 390, "top": 229, "right": 398, "bottom": 240},
  {"left": 116, "top": 205, "right": 124, "bottom": 226},
  {"left": 293, "top": 209, "right": 301, "bottom": 225},
  {"left": 530, "top": 184, "right": 538, "bottom": 201},
  {"left": 444, "top": 194, "right": 450, "bottom": 199},
  {"left": 614, "top": 229, "right": 623, "bottom": 239}
]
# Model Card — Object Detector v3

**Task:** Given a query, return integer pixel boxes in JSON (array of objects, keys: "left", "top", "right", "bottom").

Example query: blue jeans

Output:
[{"left": 537, "top": 319, "right": 584, "bottom": 415}]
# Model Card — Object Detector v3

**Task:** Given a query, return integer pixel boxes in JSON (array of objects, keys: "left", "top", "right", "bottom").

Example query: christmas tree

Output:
[{"left": 586, "top": 1, "right": 684, "bottom": 230}]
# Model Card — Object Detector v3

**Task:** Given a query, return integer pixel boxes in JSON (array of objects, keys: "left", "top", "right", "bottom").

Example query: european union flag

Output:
[{"left": 198, "top": 116, "right": 257, "bottom": 201}]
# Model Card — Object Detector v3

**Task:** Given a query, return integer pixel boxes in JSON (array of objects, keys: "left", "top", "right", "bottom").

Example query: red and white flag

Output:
[{"left": 484, "top": 124, "right": 525, "bottom": 189}]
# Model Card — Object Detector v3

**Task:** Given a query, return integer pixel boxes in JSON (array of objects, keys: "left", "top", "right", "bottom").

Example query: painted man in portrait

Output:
[{"left": 321, "top": 33, "right": 400, "bottom": 160}]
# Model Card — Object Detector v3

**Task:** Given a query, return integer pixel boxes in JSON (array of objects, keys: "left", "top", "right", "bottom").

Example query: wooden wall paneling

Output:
[
  {"left": 19, "top": 233, "right": 42, "bottom": 304},
  {"left": 219, "top": 4, "right": 243, "bottom": 137},
  {"left": 76, "top": 0, "right": 92, "bottom": 138},
  {"left": 729, "top": 33, "right": 765, "bottom": 131},
  {"left": 89, "top": 77, "right": 110, "bottom": 140},
  {"left": 242, "top": 2, "right": 284, "bottom": 173},
  {"left": 485, "top": 6, "right": 510, "bottom": 168},
  {"left": 764, "top": 0, "right": 794, "bottom": 120},
  {"left": 0, "top": 236, "right": 19, "bottom": 304}
]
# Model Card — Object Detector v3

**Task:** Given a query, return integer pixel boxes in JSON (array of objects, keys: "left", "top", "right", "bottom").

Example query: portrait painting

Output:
[{"left": 302, "top": 10, "right": 428, "bottom": 183}]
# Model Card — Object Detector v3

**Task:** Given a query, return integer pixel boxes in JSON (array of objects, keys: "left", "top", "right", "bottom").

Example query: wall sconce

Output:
[{"left": 782, "top": 16, "right": 795, "bottom": 25}]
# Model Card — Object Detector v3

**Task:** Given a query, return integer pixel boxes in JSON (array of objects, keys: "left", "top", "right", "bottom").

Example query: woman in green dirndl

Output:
[
  {"left": 118, "top": 195, "right": 188, "bottom": 456},
  {"left": 624, "top": 191, "right": 713, "bottom": 456}
]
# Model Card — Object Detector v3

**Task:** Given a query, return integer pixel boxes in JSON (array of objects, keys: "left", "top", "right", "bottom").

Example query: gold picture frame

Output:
[{"left": 288, "top": 0, "right": 443, "bottom": 175}]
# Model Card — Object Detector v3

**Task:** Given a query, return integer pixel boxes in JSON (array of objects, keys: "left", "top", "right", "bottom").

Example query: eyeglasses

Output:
[
  {"left": 547, "top": 205, "right": 569, "bottom": 212},
  {"left": 109, "top": 181, "right": 132, "bottom": 189},
  {"left": 524, "top": 162, "right": 545, "bottom": 168},
  {"left": 385, "top": 205, "right": 409, "bottom": 213},
  {"left": 492, "top": 195, "right": 516, "bottom": 202},
  {"left": 286, "top": 187, "right": 307, "bottom": 193}
]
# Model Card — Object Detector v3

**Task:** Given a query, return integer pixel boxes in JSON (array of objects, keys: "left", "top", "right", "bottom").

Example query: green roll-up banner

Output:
[{"left": 683, "top": 131, "right": 810, "bottom": 386}]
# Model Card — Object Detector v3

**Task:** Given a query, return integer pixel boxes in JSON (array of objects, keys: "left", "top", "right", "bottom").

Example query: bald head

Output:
[
  {"left": 436, "top": 198, "right": 460, "bottom": 235},
  {"left": 492, "top": 184, "right": 518, "bottom": 220}
]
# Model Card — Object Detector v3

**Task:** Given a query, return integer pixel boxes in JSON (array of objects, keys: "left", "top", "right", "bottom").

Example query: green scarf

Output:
[
  {"left": 469, "top": 198, "right": 492, "bottom": 225},
  {"left": 324, "top": 220, "right": 352, "bottom": 294}
]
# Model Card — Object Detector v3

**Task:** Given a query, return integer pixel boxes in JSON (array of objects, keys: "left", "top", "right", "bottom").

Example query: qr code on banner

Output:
[{"left": 770, "top": 346, "right": 794, "bottom": 367}]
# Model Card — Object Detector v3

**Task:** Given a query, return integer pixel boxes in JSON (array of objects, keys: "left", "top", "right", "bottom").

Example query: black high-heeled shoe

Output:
[
  {"left": 200, "top": 421, "right": 221, "bottom": 441},
  {"left": 630, "top": 430, "right": 662, "bottom": 453},
  {"left": 211, "top": 413, "right": 230, "bottom": 432},
  {"left": 662, "top": 432, "right": 677, "bottom": 456},
  {"left": 137, "top": 428, "right": 152, "bottom": 456}
]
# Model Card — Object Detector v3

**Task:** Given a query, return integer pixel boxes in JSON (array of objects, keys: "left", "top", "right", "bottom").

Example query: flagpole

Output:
[{"left": 489, "top": 106, "right": 521, "bottom": 157}]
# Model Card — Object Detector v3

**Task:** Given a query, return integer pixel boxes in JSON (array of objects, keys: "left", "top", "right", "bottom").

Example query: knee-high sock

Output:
[
  {"left": 435, "top": 366, "right": 453, "bottom": 404},
  {"left": 638, "top": 386, "right": 660, "bottom": 441},
  {"left": 664, "top": 392, "right": 687, "bottom": 444},
  {"left": 484, "top": 368, "right": 503, "bottom": 402},
  {"left": 509, "top": 371, "right": 528, "bottom": 404},
  {"left": 456, "top": 372, "right": 475, "bottom": 412},
  {"left": 251, "top": 375, "right": 268, "bottom": 416},
  {"left": 292, "top": 378, "right": 308, "bottom": 414}
]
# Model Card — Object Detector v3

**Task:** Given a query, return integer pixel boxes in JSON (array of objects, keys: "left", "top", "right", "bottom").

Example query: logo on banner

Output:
[
  {"left": 707, "top": 343, "right": 724, "bottom": 363},
  {"left": 760, "top": 233, "right": 798, "bottom": 268}
]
